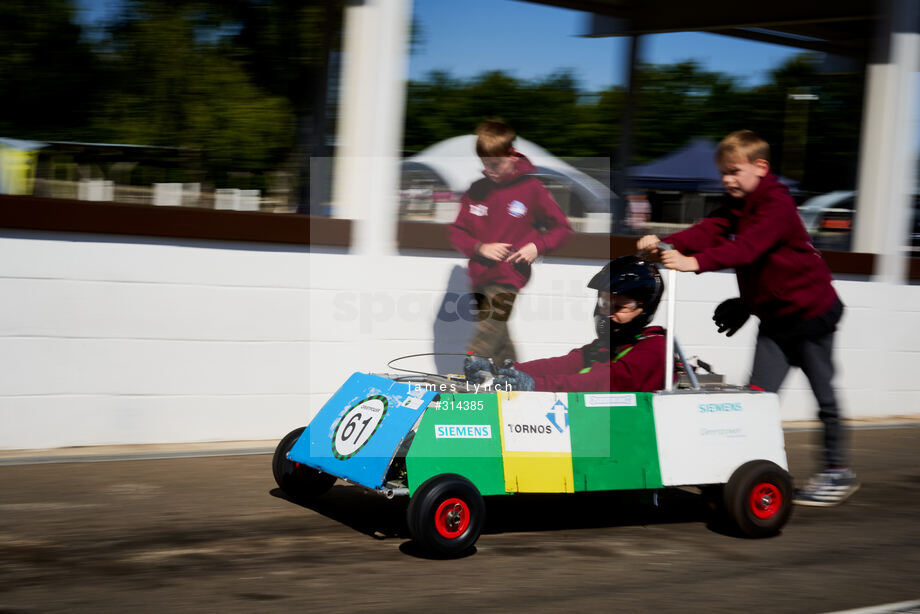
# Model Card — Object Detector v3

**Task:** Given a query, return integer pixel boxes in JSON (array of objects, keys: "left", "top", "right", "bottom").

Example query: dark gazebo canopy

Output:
[{"left": 628, "top": 138, "right": 800, "bottom": 193}]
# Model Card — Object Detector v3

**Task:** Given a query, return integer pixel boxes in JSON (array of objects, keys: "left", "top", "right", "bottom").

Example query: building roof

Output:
[{"left": 530, "top": 0, "right": 879, "bottom": 59}]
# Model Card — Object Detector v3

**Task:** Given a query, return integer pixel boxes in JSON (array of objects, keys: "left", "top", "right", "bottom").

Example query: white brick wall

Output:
[{"left": 1, "top": 230, "right": 917, "bottom": 450}]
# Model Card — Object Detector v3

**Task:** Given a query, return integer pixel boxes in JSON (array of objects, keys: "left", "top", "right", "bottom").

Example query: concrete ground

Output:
[{"left": 0, "top": 422, "right": 918, "bottom": 613}]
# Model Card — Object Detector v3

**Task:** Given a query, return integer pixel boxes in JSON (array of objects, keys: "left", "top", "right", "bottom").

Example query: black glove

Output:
[
  {"left": 492, "top": 366, "right": 535, "bottom": 391},
  {"left": 464, "top": 355, "right": 493, "bottom": 383},
  {"left": 713, "top": 297, "right": 750, "bottom": 337}
]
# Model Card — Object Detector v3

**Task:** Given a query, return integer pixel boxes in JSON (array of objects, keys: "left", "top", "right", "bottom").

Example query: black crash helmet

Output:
[{"left": 588, "top": 255, "right": 664, "bottom": 320}]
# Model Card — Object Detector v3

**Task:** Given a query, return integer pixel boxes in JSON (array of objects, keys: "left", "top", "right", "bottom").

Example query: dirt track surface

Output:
[{"left": 1, "top": 427, "right": 919, "bottom": 613}]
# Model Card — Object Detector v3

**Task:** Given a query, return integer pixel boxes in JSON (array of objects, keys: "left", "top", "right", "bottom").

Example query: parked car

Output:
[
  {"left": 797, "top": 190, "right": 920, "bottom": 253},
  {"left": 797, "top": 190, "right": 856, "bottom": 250}
]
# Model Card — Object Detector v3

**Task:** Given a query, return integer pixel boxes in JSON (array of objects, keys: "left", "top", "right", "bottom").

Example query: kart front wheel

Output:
[
  {"left": 724, "top": 460, "right": 793, "bottom": 538},
  {"left": 272, "top": 427, "right": 336, "bottom": 500},
  {"left": 407, "top": 474, "right": 485, "bottom": 557}
]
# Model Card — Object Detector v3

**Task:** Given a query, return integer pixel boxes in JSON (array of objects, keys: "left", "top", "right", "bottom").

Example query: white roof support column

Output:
[
  {"left": 331, "top": 0, "right": 412, "bottom": 257},
  {"left": 852, "top": 0, "right": 919, "bottom": 282}
]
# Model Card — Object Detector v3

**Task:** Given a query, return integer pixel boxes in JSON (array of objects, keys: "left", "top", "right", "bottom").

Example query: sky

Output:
[{"left": 408, "top": 0, "right": 806, "bottom": 91}]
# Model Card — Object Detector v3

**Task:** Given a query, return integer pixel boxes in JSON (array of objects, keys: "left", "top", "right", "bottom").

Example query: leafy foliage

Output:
[
  {"left": 404, "top": 56, "right": 864, "bottom": 191},
  {"left": 1, "top": 1, "right": 863, "bottom": 193},
  {"left": 0, "top": 0, "right": 101, "bottom": 139}
]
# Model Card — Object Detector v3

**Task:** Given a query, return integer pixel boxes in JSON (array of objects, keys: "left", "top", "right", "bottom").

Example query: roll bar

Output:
[{"left": 656, "top": 244, "right": 699, "bottom": 393}]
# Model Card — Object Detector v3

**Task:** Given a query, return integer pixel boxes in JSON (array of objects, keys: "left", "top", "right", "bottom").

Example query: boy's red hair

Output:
[
  {"left": 716, "top": 130, "right": 770, "bottom": 166},
  {"left": 475, "top": 120, "right": 516, "bottom": 158}
]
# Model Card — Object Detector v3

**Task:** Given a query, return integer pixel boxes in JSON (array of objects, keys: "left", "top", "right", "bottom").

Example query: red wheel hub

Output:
[
  {"left": 434, "top": 497, "right": 470, "bottom": 539},
  {"left": 749, "top": 482, "right": 782, "bottom": 519}
]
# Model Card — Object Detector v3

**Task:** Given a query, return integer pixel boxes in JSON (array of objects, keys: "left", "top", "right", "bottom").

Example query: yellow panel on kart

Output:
[{"left": 497, "top": 392, "right": 575, "bottom": 493}]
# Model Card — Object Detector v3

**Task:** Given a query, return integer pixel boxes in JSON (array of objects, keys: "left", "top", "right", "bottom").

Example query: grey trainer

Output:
[{"left": 793, "top": 468, "right": 860, "bottom": 507}]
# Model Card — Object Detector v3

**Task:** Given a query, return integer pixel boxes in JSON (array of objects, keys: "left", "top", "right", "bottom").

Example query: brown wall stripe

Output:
[{"left": 0, "top": 194, "right": 908, "bottom": 278}]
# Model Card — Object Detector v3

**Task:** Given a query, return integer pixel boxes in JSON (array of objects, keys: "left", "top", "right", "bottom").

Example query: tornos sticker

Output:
[
  {"left": 501, "top": 395, "right": 572, "bottom": 453},
  {"left": 332, "top": 395, "right": 388, "bottom": 459}
]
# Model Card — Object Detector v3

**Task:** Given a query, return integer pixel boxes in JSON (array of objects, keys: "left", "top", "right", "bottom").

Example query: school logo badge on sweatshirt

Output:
[
  {"left": 508, "top": 200, "right": 527, "bottom": 218},
  {"left": 469, "top": 203, "right": 488, "bottom": 216}
]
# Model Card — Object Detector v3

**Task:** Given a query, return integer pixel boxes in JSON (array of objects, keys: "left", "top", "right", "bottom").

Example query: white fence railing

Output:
[{"left": 32, "top": 179, "right": 296, "bottom": 213}]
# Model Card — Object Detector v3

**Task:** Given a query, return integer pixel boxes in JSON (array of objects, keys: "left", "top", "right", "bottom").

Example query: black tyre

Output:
[
  {"left": 407, "top": 474, "right": 485, "bottom": 557},
  {"left": 272, "top": 427, "right": 336, "bottom": 500},
  {"left": 723, "top": 460, "right": 793, "bottom": 538}
]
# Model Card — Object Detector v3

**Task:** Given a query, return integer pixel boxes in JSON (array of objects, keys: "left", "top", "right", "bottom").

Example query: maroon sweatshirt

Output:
[
  {"left": 514, "top": 327, "right": 667, "bottom": 392},
  {"left": 448, "top": 153, "right": 573, "bottom": 290},
  {"left": 665, "top": 173, "right": 838, "bottom": 322}
]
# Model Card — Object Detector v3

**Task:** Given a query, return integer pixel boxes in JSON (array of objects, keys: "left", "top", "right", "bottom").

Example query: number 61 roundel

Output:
[{"left": 332, "top": 395, "right": 388, "bottom": 460}]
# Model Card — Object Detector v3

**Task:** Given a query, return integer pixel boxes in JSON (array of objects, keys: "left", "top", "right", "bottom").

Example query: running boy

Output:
[
  {"left": 637, "top": 129, "right": 857, "bottom": 507},
  {"left": 448, "top": 120, "right": 572, "bottom": 364}
]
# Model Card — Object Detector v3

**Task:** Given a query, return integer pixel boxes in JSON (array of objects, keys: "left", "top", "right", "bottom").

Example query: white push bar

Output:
[
  {"left": 659, "top": 246, "right": 700, "bottom": 392},
  {"left": 664, "top": 268, "right": 676, "bottom": 391}
]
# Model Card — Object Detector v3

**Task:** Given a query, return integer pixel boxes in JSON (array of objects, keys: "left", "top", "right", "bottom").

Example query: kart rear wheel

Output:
[
  {"left": 272, "top": 427, "right": 336, "bottom": 500},
  {"left": 724, "top": 460, "right": 793, "bottom": 538},
  {"left": 407, "top": 474, "right": 485, "bottom": 557}
]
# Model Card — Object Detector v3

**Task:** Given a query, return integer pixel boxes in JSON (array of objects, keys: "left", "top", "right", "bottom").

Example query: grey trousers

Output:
[{"left": 749, "top": 327, "right": 846, "bottom": 469}]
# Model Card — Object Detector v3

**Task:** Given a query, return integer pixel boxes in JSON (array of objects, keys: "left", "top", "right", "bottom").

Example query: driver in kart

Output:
[{"left": 465, "top": 256, "right": 667, "bottom": 392}]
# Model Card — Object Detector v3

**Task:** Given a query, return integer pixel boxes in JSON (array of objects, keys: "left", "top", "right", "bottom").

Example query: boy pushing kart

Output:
[{"left": 637, "top": 129, "right": 857, "bottom": 507}]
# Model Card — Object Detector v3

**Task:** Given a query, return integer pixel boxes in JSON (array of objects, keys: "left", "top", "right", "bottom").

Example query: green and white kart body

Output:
[
  {"left": 274, "top": 271, "right": 793, "bottom": 555},
  {"left": 408, "top": 388, "right": 786, "bottom": 497}
]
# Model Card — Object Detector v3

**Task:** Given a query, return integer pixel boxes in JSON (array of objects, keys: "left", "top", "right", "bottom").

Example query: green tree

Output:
[
  {"left": 404, "top": 69, "right": 603, "bottom": 157},
  {"left": 0, "top": 0, "right": 101, "bottom": 139},
  {"left": 0, "top": 1, "right": 863, "bottom": 199},
  {"left": 93, "top": 1, "right": 296, "bottom": 185},
  {"left": 631, "top": 61, "right": 745, "bottom": 163}
]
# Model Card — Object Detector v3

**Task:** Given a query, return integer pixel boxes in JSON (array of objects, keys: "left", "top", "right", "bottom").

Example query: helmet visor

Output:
[{"left": 597, "top": 291, "right": 640, "bottom": 316}]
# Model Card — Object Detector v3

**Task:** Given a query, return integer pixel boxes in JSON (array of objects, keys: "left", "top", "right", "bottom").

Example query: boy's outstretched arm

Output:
[
  {"left": 660, "top": 249, "right": 699, "bottom": 272},
  {"left": 513, "top": 346, "right": 585, "bottom": 377},
  {"left": 664, "top": 209, "right": 734, "bottom": 255},
  {"left": 523, "top": 335, "right": 665, "bottom": 392},
  {"left": 690, "top": 200, "right": 797, "bottom": 272}
]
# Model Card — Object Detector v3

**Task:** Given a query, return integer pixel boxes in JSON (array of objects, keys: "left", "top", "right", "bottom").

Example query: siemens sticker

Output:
[
  {"left": 698, "top": 402, "right": 743, "bottom": 413},
  {"left": 435, "top": 425, "right": 492, "bottom": 439}
]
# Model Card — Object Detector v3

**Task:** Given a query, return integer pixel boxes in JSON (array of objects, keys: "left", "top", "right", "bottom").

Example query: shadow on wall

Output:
[{"left": 432, "top": 265, "right": 478, "bottom": 374}]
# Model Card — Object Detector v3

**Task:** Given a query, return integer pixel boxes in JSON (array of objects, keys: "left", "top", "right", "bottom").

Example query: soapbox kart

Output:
[{"left": 273, "top": 270, "right": 793, "bottom": 556}]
